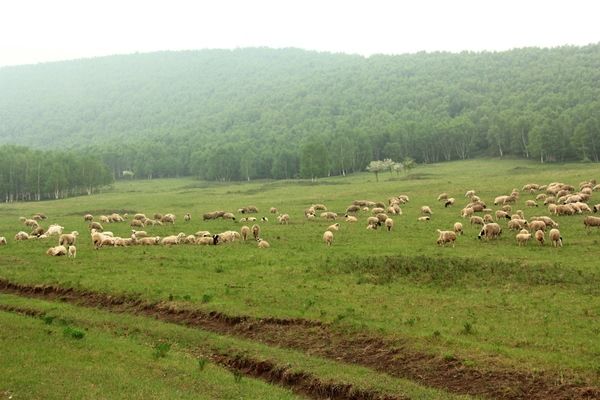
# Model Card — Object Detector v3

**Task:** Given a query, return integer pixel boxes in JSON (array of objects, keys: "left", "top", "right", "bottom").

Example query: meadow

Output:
[{"left": 1, "top": 158, "right": 600, "bottom": 399}]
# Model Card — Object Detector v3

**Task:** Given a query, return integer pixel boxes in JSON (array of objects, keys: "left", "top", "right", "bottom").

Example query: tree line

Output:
[
  {"left": 0, "top": 146, "right": 112, "bottom": 202},
  {"left": 2, "top": 46, "right": 600, "bottom": 182}
]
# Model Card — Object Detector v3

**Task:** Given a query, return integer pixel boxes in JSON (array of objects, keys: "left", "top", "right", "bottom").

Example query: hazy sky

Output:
[{"left": 1, "top": 0, "right": 599, "bottom": 67}]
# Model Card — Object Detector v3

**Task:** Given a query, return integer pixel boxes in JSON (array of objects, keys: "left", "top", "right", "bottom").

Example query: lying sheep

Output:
[
  {"left": 133, "top": 213, "right": 147, "bottom": 220},
  {"left": 478, "top": 223, "right": 502, "bottom": 241},
  {"left": 137, "top": 236, "right": 161, "bottom": 245},
  {"left": 68, "top": 245, "right": 77, "bottom": 258},
  {"left": 114, "top": 237, "right": 136, "bottom": 247},
  {"left": 238, "top": 206, "right": 259, "bottom": 214},
  {"left": 549, "top": 228, "right": 562, "bottom": 247},
  {"left": 436, "top": 230, "right": 457, "bottom": 247},
  {"left": 30, "top": 226, "right": 45, "bottom": 237},
  {"left": 59, "top": 231, "right": 79, "bottom": 246},
  {"left": 323, "top": 230, "right": 334, "bottom": 246},
  {"left": 257, "top": 238, "right": 270, "bottom": 248},
  {"left": 46, "top": 245, "right": 67, "bottom": 256},
  {"left": 535, "top": 230, "right": 545, "bottom": 246},
  {"left": 32, "top": 213, "right": 47, "bottom": 221},
  {"left": 15, "top": 231, "right": 30, "bottom": 241},
  {"left": 345, "top": 215, "right": 358, "bottom": 223},
  {"left": 131, "top": 230, "right": 148, "bottom": 239},
  {"left": 417, "top": 216, "right": 430, "bottom": 222},
  {"left": 453, "top": 222, "right": 463, "bottom": 235},
  {"left": 515, "top": 229, "right": 532, "bottom": 246},
  {"left": 196, "top": 235, "right": 219, "bottom": 245},
  {"left": 23, "top": 218, "right": 39, "bottom": 228},
  {"left": 161, "top": 232, "right": 186, "bottom": 245}
]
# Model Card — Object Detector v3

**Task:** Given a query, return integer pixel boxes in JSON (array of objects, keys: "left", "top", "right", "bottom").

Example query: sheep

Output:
[
  {"left": 218, "top": 230, "right": 241, "bottom": 244},
  {"left": 252, "top": 224, "right": 261, "bottom": 240},
  {"left": 495, "top": 210, "right": 511, "bottom": 221},
  {"left": 15, "top": 231, "right": 30, "bottom": 241},
  {"left": 371, "top": 207, "right": 385, "bottom": 215},
  {"left": 131, "top": 230, "right": 148, "bottom": 239},
  {"left": 375, "top": 213, "right": 389, "bottom": 223},
  {"left": 320, "top": 212, "right": 338, "bottom": 220},
  {"left": 46, "top": 245, "right": 67, "bottom": 256},
  {"left": 465, "top": 190, "right": 476, "bottom": 198},
  {"left": 257, "top": 238, "right": 270, "bottom": 248},
  {"left": 398, "top": 195, "right": 409, "bottom": 203},
  {"left": 525, "top": 200, "right": 538, "bottom": 208},
  {"left": 478, "top": 223, "right": 502, "bottom": 240},
  {"left": 483, "top": 214, "right": 494, "bottom": 223},
  {"left": 30, "top": 226, "right": 45, "bottom": 237},
  {"left": 384, "top": 218, "right": 394, "bottom": 232},
  {"left": 549, "top": 228, "right": 562, "bottom": 247},
  {"left": 529, "top": 220, "right": 546, "bottom": 232},
  {"left": 470, "top": 216, "right": 484, "bottom": 226},
  {"left": 222, "top": 212, "right": 236, "bottom": 220},
  {"left": 99, "top": 215, "right": 110, "bottom": 224},
  {"left": 461, "top": 207, "right": 474, "bottom": 218},
  {"left": 367, "top": 216, "right": 381, "bottom": 228},
  {"left": 68, "top": 246, "right": 77, "bottom": 258},
  {"left": 270, "top": 207, "right": 278, "bottom": 214},
  {"left": 437, "top": 192, "right": 449, "bottom": 201},
  {"left": 584, "top": 216, "right": 600, "bottom": 229},
  {"left": 83, "top": 214, "right": 94, "bottom": 222},
  {"left": 444, "top": 198, "right": 455, "bottom": 208},
  {"left": 161, "top": 232, "right": 186, "bottom": 245},
  {"left": 109, "top": 213, "right": 125, "bottom": 223},
  {"left": 194, "top": 230, "right": 212, "bottom": 238},
  {"left": 304, "top": 207, "right": 316, "bottom": 217},
  {"left": 345, "top": 215, "right": 358, "bottom": 223},
  {"left": 261, "top": 216, "right": 269, "bottom": 222},
  {"left": 114, "top": 237, "right": 136, "bottom": 247},
  {"left": 161, "top": 213, "right": 176, "bottom": 224},
  {"left": 99, "top": 235, "right": 116, "bottom": 247},
  {"left": 137, "top": 236, "right": 161, "bottom": 245},
  {"left": 184, "top": 213, "right": 191, "bottom": 222},
  {"left": 501, "top": 205, "right": 512, "bottom": 213},
  {"left": 515, "top": 229, "right": 532, "bottom": 246},
  {"left": 153, "top": 213, "right": 163, "bottom": 220},
  {"left": 130, "top": 219, "right": 144, "bottom": 228},
  {"left": 323, "top": 230, "right": 334, "bottom": 246},
  {"left": 593, "top": 204, "right": 600, "bottom": 213},
  {"left": 417, "top": 216, "right": 430, "bottom": 222},
  {"left": 240, "top": 226, "right": 251, "bottom": 241},
  {"left": 346, "top": 205, "right": 361, "bottom": 214},
  {"left": 421, "top": 206, "right": 433, "bottom": 215},
  {"left": 555, "top": 204, "right": 576, "bottom": 216},
  {"left": 306, "top": 214, "right": 316, "bottom": 220},
  {"left": 32, "top": 213, "right": 47, "bottom": 221},
  {"left": 246, "top": 217, "right": 257, "bottom": 222},
  {"left": 536, "top": 193, "right": 547, "bottom": 201},
  {"left": 238, "top": 206, "right": 259, "bottom": 214},
  {"left": 508, "top": 219, "right": 528, "bottom": 230},
  {"left": 453, "top": 222, "right": 463, "bottom": 236},
  {"left": 328, "top": 223, "right": 340, "bottom": 232},
  {"left": 23, "top": 218, "right": 39, "bottom": 228},
  {"left": 88, "top": 222, "right": 103, "bottom": 232},
  {"left": 534, "top": 230, "right": 545, "bottom": 246},
  {"left": 436, "top": 230, "right": 457, "bottom": 247},
  {"left": 277, "top": 214, "right": 290, "bottom": 224},
  {"left": 530, "top": 216, "right": 558, "bottom": 229},
  {"left": 0, "top": 236, "right": 7, "bottom": 245},
  {"left": 59, "top": 231, "right": 79, "bottom": 246}
]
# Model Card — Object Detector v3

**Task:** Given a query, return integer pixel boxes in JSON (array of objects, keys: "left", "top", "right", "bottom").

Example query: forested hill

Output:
[{"left": 2, "top": 46, "right": 600, "bottom": 180}]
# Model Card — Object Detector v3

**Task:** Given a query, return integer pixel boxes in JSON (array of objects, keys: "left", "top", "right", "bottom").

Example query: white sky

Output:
[{"left": 1, "top": 0, "right": 599, "bottom": 67}]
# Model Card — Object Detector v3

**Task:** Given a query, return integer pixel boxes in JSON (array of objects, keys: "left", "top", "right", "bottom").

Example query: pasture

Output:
[{"left": 1, "top": 158, "right": 600, "bottom": 399}]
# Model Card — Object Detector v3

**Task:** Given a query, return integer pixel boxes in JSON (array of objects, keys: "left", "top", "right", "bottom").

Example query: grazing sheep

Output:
[
  {"left": 15, "top": 231, "right": 30, "bottom": 241},
  {"left": 508, "top": 219, "right": 528, "bottom": 230},
  {"left": 398, "top": 195, "right": 409, "bottom": 203},
  {"left": 220, "top": 212, "right": 235, "bottom": 221},
  {"left": 465, "top": 190, "right": 476, "bottom": 198},
  {"left": 495, "top": 210, "right": 511, "bottom": 221},
  {"left": 153, "top": 213, "right": 163, "bottom": 220},
  {"left": 529, "top": 220, "right": 546, "bottom": 232},
  {"left": 328, "top": 223, "right": 340, "bottom": 232},
  {"left": 320, "top": 211, "right": 338, "bottom": 220},
  {"left": 501, "top": 205, "right": 512, "bottom": 213},
  {"left": 240, "top": 226, "right": 251, "bottom": 241},
  {"left": 470, "top": 216, "right": 484, "bottom": 226},
  {"left": 345, "top": 215, "right": 358, "bottom": 223},
  {"left": 437, "top": 192, "right": 449, "bottom": 201},
  {"left": 84, "top": 214, "right": 93, "bottom": 222},
  {"left": 584, "top": 216, "right": 600, "bottom": 229},
  {"left": 88, "top": 222, "right": 103, "bottom": 232},
  {"left": 421, "top": 206, "right": 433, "bottom": 215},
  {"left": 346, "top": 205, "right": 361, "bottom": 214},
  {"left": 99, "top": 215, "right": 110, "bottom": 224},
  {"left": 133, "top": 213, "right": 147, "bottom": 221},
  {"left": 30, "top": 226, "right": 45, "bottom": 237},
  {"left": 549, "top": 228, "right": 562, "bottom": 247},
  {"left": 270, "top": 207, "right": 278, "bottom": 214},
  {"left": 114, "top": 237, "right": 136, "bottom": 247},
  {"left": 515, "top": 229, "right": 532, "bottom": 246},
  {"left": 375, "top": 213, "right": 389, "bottom": 223},
  {"left": 0, "top": 237, "right": 7, "bottom": 245},
  {"left": 323, "top": 230, "right": 334, "bottom": 246},
  {"left": 109, "top": 213, "right": 125, "bottom": 223},
  {"left": 436, "top": 230, "right": 457, "bottom": 247},
  {"left": 306, "top": 214, "right": 316, "bottom": 220},
  {"left": 478, "top": 223, "right": 502, "bottom": 240},
  {"left": 32, "top": 213, "right": 47, "bottom": 221},
  {"left": 453, "top": 222, "right": 463, "bottom": 235},
  {"left": 46, "top": 245, "right": 67, "bottom": 256},
  {"left": 59, "top": 231, "right": 79, "bottom": 246},
  {"left": 238, "top": 206, "right": 259, "bottom": 214},
  {"left": 68, "top": 246, "right": 77, "bottom": 258},
  {"left": 384, "top": 218, "right": 394, "bottom": 232},
  {"left": 161, "top": 232, "right": 186, "bottom": 245},
  {"left": 535, "top": 230, "right": 545, "bottom": 246},
  {"left": 277, "top": 214, "right": 290, "bottom": 224},
  {"left": 367, "top": 216, "right": 381, "bottom": 228},
  {"left": 371, "top": 207, "right": 385, "bottom": 215},
  {"left": 161, "top": 213, "right": 176, "bottom": 224},
  {"left": 417, "top": 216, "right": 430, "bottom": 222},
  {"left": 257, "top": 238, "right": 270, "bottom": 248},
  {"left": 461, "top": 207, "right": 474, "bottom": 218},
  {"left": 252, "top": 224, "right": 260, "bottom": 240},
  {"left": 483, "top": 214, "right": 494, "bottom": 223},
  {"left": 531, "top": 216, "right": 558, "bottom": 229},
  {"left": 261, "top": 216, "right": 269, "bottom": 222},
  {"left": 137, "top": 236, "right": 161, "bottom": 245},
  {"left": 184, "top": 213, "right": 191, "bottom": 222},
  {"left": 593, "top": 204, "right": 600, "bottom": 213},
  {"left": 444, "top": 198, "right": 455, "bottom": 208},
  {"left": 525, "top": 200, "right": 538, "bottom": 208},
  {"left": 130, "top": 219, "right": 144, "bottom": 228},
  {"left": 22, "top": 218, "right": 39, "bottom": 228}
]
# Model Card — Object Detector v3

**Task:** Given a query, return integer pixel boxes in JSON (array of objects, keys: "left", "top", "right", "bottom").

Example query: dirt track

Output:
[{"left": 1, "top": 278, "right": 599, "bottom": 400}]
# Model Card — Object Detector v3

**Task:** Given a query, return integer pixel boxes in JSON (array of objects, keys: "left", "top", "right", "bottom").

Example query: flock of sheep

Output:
[{"left": 1, "top": 178, "right": 599, "bottom": 257}]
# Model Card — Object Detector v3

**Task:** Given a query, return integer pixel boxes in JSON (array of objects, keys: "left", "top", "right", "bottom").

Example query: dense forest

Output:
[
  {"left": 1, "top": 46, "right": 600, "bottom": 182},
  {"left": 0, "top": 146, "right": 112, "bottom": 202}
]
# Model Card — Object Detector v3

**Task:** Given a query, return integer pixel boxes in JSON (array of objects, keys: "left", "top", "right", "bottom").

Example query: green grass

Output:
[{"left": 1, "top": 158, "right": 600, "bottom": 393}]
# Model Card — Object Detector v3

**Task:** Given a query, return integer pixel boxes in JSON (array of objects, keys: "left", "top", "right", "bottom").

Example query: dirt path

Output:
[{"left": 1, "top": 278, "right": 598, "bottom": 400}]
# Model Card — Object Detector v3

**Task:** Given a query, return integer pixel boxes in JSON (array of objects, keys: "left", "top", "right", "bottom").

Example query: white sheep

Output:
[
  {"left": 14, "top": 231, "right": 30, "bottom": 241},
  {"left": 420, "top": 206, "right": 433, "bottom": 215},
  {"left": 323, "top": 230, "right": 334, "bottom": 246},
  {"left": 327, "top": 223, "right": 340, "bottom": 232},
  {"left": 270, "top": 207, "right": 278, "bottom": 214},
  {"left": 384, "top": 218, "right": 394, "bottom": 232},
  {"left": 161, "top": 233, "right": 186, "bottom": 245},
  {"left": 535, "top": 229, "right": 545, "bottom": 246},
  {"left": 138, "top": 236, "right": 161, "bottom": 245},
  {"left": 46, "top": 245, "right": 67, "bottom": 256},
  {"left": 83, "top": 214, "right": 94, "bottom": 222},
  {"left": 240, "top": 226, "right": 250, "bottom": 241},
  {"left": 47, "top": 224, "right": 65, "bottom": 236},
  {"left": 436, "top": 230, "right": 457, "bottom": 247},
  {"left": 444, "top": 198, "right": 455, "bottom": 208},
  {"left": 320, "top": 211, "right": 338, "bottom": 220},
  {"left": 68, "top": 246, "right": 77, "bottom": 258},
  {"left": 437, "top": 192, "right": 449, "bottom": 201},
  {"left": 345, "top": 215, "right": 358, "bottom": 223},
  {"left": 131, "top": 230, "right": 148, "bottom": 239},
  {"left": 257, "top": 238, "right": 270, "bottom": 248},
  {"left": 453, "top": 222, "right": 463, "bottom": 235},
  {"left": 0, "top": 237, "right": 7, "bottom": 245},
  {"left": 277, "top": 214, "right": 290, "bottom": 224},
  {"left": 584, "top": 216, "right": 600, "bottom": 229},
  {"left": 222, "top": 212, "right": 236, "bottom": 220},
  {"left": 470, "top": 216, "right": 484, "bottom": 226},
  {"left": 548, "top": 228, "right": 562, "bottom": 247},
  {"left": 515, "top": 229, "right": 532, "bottom": 246},
  {"left": 417, "top": 216, "right": 430, "bottom": 222},
  {"left": 252, "top": 224, "right": 261, "bottom": 240},
  {"left": 59, "top": 231, "right": 79, "bottom": 246},
  {"left": 478, "top": 223, "right": 502, "bottom": 240},
  {"left": 161, "top": 213, "right": 176, "bottom": 224},
  {"left": 184, "top": 213, "right": 191, "bottom": 222}
]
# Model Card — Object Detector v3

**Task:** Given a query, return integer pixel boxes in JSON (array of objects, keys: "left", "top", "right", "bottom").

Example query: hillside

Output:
[{"left": 2, "top": 46, "right": 600, "bottom": 180}]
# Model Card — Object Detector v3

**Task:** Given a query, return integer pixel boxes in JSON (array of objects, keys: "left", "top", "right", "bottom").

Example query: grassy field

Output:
[{"left": 1, "top": 158, "right": 600, "bottom": 399}]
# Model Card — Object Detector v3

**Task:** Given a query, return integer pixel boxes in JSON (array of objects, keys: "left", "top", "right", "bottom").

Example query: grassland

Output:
[{"left": 1, "top": 158, "right": 600, "bottom": 399}]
